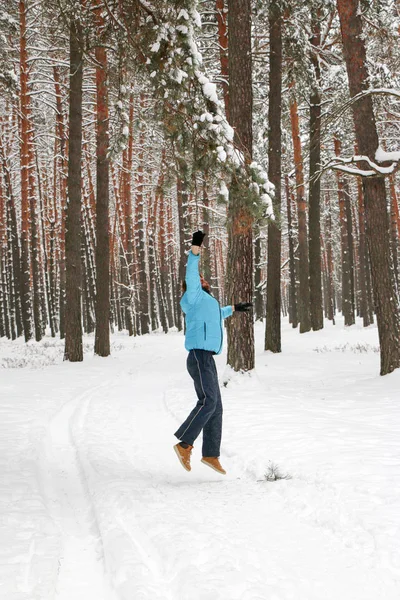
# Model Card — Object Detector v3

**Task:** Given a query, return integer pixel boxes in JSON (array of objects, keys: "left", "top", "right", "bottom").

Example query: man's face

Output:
[{"left": 200, "top": 274, "right": 211, "bottom": 293}]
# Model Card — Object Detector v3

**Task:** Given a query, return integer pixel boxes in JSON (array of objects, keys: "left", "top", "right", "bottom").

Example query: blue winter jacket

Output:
[{"left": 180, "top": 251, "right": 233, "bottom": 354}]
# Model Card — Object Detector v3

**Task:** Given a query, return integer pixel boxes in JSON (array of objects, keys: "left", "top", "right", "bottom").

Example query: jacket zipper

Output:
[
  {"left": 217, "top": 303, "right": 223, "bottom": 354},
  {"left": 204, "top": 322, "right": 207, "bottom": 340}
]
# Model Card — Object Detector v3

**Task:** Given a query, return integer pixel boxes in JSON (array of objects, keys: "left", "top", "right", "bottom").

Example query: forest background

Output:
[{"left": 0, "top": 0, "right": 400, "bottom": 375}]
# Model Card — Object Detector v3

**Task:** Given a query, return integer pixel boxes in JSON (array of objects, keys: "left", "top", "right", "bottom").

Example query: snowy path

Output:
[
  {"left": 1, "top": 321, "right": 400, "bottom": 599},
  {"left": 38, "top": 383, "right": 116, "bottom": 600}
]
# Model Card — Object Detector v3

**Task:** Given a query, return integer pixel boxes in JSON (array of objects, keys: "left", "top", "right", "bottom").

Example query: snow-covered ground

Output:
[{"left": 1, "top": 318, "right": 400, "bottom": 600}]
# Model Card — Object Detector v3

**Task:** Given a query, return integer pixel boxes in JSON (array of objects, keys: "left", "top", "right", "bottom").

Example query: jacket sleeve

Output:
[
  {"left": 185, "top": 251, "right": 202, "bottom": 305},
  {"left": 221, "top": 305, "right": 233, "bottom": 319}
]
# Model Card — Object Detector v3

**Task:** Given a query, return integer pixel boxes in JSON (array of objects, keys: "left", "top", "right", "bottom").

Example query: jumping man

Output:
[{"left": 174, "top": 230, "right": 252, "bottom": 474}]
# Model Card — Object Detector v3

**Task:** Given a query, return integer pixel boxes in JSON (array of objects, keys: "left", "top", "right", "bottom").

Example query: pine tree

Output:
[
  {"left": 265, "top": 0, "right": 283, "bottom": 353},
  {"left": 336, "top": 0, "right": 400, "bottom": 374},
  {"left": 308, "top": 6, "right": 323, "bottom": 331},
  {"left": 226, "top": 0, "right": 255, "bottom": 371},
  {"left": 94, "top": 4, "right": 111, "bottom": 357},
  {"left": 64, "top": 14, "right": 83, "bottom": 362}
]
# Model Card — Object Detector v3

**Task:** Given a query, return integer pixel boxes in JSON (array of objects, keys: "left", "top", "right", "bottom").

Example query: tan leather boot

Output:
[
  {"left": 201, "top": 457, "right": 226, "bottom": 475},
  {"left": 173, "top": 443, "right": 193, "bottom": 472}
]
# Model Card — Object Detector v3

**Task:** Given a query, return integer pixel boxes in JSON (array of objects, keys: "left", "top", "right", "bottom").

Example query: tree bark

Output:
[
  {"left": 64, "top": 17, "right": 83, "bottom": 362},
  {"left": 356, "top": 177, "right": 373, "bottom": 326},
  {"left": 290, "top": 90, "right": 311, "bottom": 333},
  {"left": 54, "top": 66, "right": 68, "bottom": 339},
  {"left": 265, "top": 1, "right": 282, "bottom": 352},
  {"left": 337, "top": 0, "right": 400, "bottom": 374},
  {"left": 0, "top": 131, "right": 23, "bottom": 337},
  {"left": 19, "top": 0, "right": 33, "bottom": 342},
  {"left": 176, "top": 166, "right": 191, "bottom": 331},
  {"left": 226, "top": 0, "right": 254, "bottom": 371},
  {"left": 94, "top": 10, "right": 111, "bottom": 356},
  {"left": 29, "top": 143, "right": 43, "bottom": 341},
  {"left": 334, "top": 137, "right": 355, "bottom": 325},
  {"left": 254, "top": 228, "right": 264, "bottom": 321},
  {"left": 389, "top": 175, "right": 399, "bottom": 289},
  {"left": 308, "top": 10, "right": 323, "bottom": 331},
  {"left": 123, "top": 94, "right": 135, "bottom": 336},
  {"left": 216, "top": 0, "right": 230, "bottom": 121},
  {"left": 324, "top": 192, "right": 335, "bottom": 323},
  {"left": 343, "top": 179, "right": 355, "bottom": 324},
  {"left": 286, "top": 176, "right": 298, "bottom": 327},
  {"left": 135, "top": 108, "right": 150, "bottom": 336}
]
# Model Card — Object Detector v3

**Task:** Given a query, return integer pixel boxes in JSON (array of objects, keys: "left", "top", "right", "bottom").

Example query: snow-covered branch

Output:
[{"left": 322, "top": 146, "right": 400, "bottom": 179}]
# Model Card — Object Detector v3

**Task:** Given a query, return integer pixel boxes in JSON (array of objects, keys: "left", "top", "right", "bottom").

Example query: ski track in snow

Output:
[
  {"left": 37, "top": 381, "right": 116, "bottom": 600},
  {"left": 1, "top": 322, "right": 400, "bottom": 599}
]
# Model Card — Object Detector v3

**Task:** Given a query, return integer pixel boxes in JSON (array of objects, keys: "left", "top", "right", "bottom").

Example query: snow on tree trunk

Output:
[
  {"left": 215, "top": 0, "right": 229, "bottom": 121},
  {"left": 0, "top": 129, "right": 23, "bottom": 338},
  {"left": 334, "top": 137, "right": 355, "bottom": 326},
  {"left": 308, "top": 9, "right": 323, "bottom": 332},
  {"left": 324, "top": 192, "right": 336, "bottom": 323},
  {"left": 53, "top": 66, "right": 68, "bottom": 340},
  {"left": 289, "top": 90, "right": 311, "bottom": 334},
  {"left": 18, "top": 0, "right": 33, "bottom": 342},
  {"left": 94, "top": 9, "right": 111, "bottom": 357},
  {"left": 135, "top": 104, "right": 150, "bottom": 336},
  {"left": 286, "top": 176, "right": 298, "bottom": 328},
  {"left": 389, "top": 175, "right": 400, "bottom": 290},
  {"left": 226, "top": 0, "right": 255, "bottom": 371},
  {"left": 64, "top": 16, "right": 83, "bottom": 362},
  {"left": 265, "top": 0, "right": 282, "bottom": 353},
  {"left": 123, "top": 94, "right": 135, "bottom": 336},
  {"left": 337, "top": 0, "right": 400, "bottom": 375}
]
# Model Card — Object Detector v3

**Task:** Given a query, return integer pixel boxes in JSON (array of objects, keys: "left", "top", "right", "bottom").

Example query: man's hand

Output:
[
  {"left": 234, "top": 302, "right": 253, "bottom": 313},
  {"left": 191, "top": 230, "right": 206, "bottom": 247},
  {"left": 191, "top": 231, "right": 206, "bottom": 255}
]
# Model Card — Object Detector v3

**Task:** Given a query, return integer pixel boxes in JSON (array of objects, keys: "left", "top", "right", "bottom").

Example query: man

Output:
[{"left": 174, "top": 230, "right": 252, "bottom": 474}]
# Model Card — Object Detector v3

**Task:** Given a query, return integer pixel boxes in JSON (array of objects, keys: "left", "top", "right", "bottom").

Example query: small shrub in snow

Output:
[
  {"left": 264, "top": 462, "right": 291, "bottom": 482},
  {"left": 313, "top": 343, "right": 379, "bottom": 354},
  {"left": 0, "top": 337, "right": 125, "bottom": 369}
]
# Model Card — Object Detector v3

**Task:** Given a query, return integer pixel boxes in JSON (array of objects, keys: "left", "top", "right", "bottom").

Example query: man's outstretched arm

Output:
[{"left": 185, "top": 231, "right": 205, "bottom": 305}]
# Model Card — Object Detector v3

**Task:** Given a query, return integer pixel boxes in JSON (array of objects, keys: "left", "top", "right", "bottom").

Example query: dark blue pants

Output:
[{"left": 174, "top": 349, "right": 223, "bottom": 457}]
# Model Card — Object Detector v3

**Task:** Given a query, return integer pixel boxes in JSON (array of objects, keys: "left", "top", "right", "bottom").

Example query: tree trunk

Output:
[
  {"left": 389, "top": 175, "right": 399, "bottom": 289},
  {"left": 39, "top": 163, "right": 56, "bottom": 337},
  {"left": 123, "top": 94, "right": 135, "bottom": 336},
  {"left": 94, "top": 11, "right": 111, "bottom": 357},
  {"left": 64, "top": 17, "right": 83, "bottom": 362},
  {"left": 356, "top": 177, "right": 373, "bottom": 326},
  {"left": 265, "top": 1, "right": 282, "bottom": 352},
  {"left": 215, "top": 0, "right": 230, "bottom": 121},
  {"left": 0, "top": 180, "right": 7, "bottom": 338},
  {"left": 154, "top": 189, "right": 168, "bottom": 334},
  {"left": 147, "top": 195, "right": 159, "bottom": 331},
  {"left": 135, "top": 110, "right": 150, "bottom": 336},
  {"left": 176, "top": 168, "right": 190, "bottom": 332},
  {"left": 201, "top": 180, "right": 212, "bottom": 285},
  {"left": 226, "top": 0, "right": 254, "bottom": 371},
  {"left": 19, "top": 0, "right": 33, "bottom": 342},
  {"left": 0, "top": 132, "right": 23, "bottom": 337},
  {"left": 54, "top": 66, "right": 68, "bottom": 339},
  {"left": 308, "top": 10, "right": 323, "bottom": 331},
  {"left": 286, "top": 176, "right": 298, "bottom": 327},
  {"left": 324, "top": 192, "right": 335, "bottom": 323},
  {"left": 254, "top": 228, "right": 264, "bottom": 321},
  {"left": 343, "top": 179, "right": 355, "bottom": 324},
  {"left": 337, "top": 0, "right": 400, "bottom": 374},
  {"left": 29, "top": 144, "right": 43, "bottom": 341},
  {"left": 81, "top": 203, "right": 96, "bottom": 333},
  {"left": 157, "top": 164, "right": 173, "bottom": 330},
  {"left": 290, "top": 91, "right": 311, "bottom": 333},
  {"left": 334, "top": 137, "right": 354, "bottom": 325}
]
